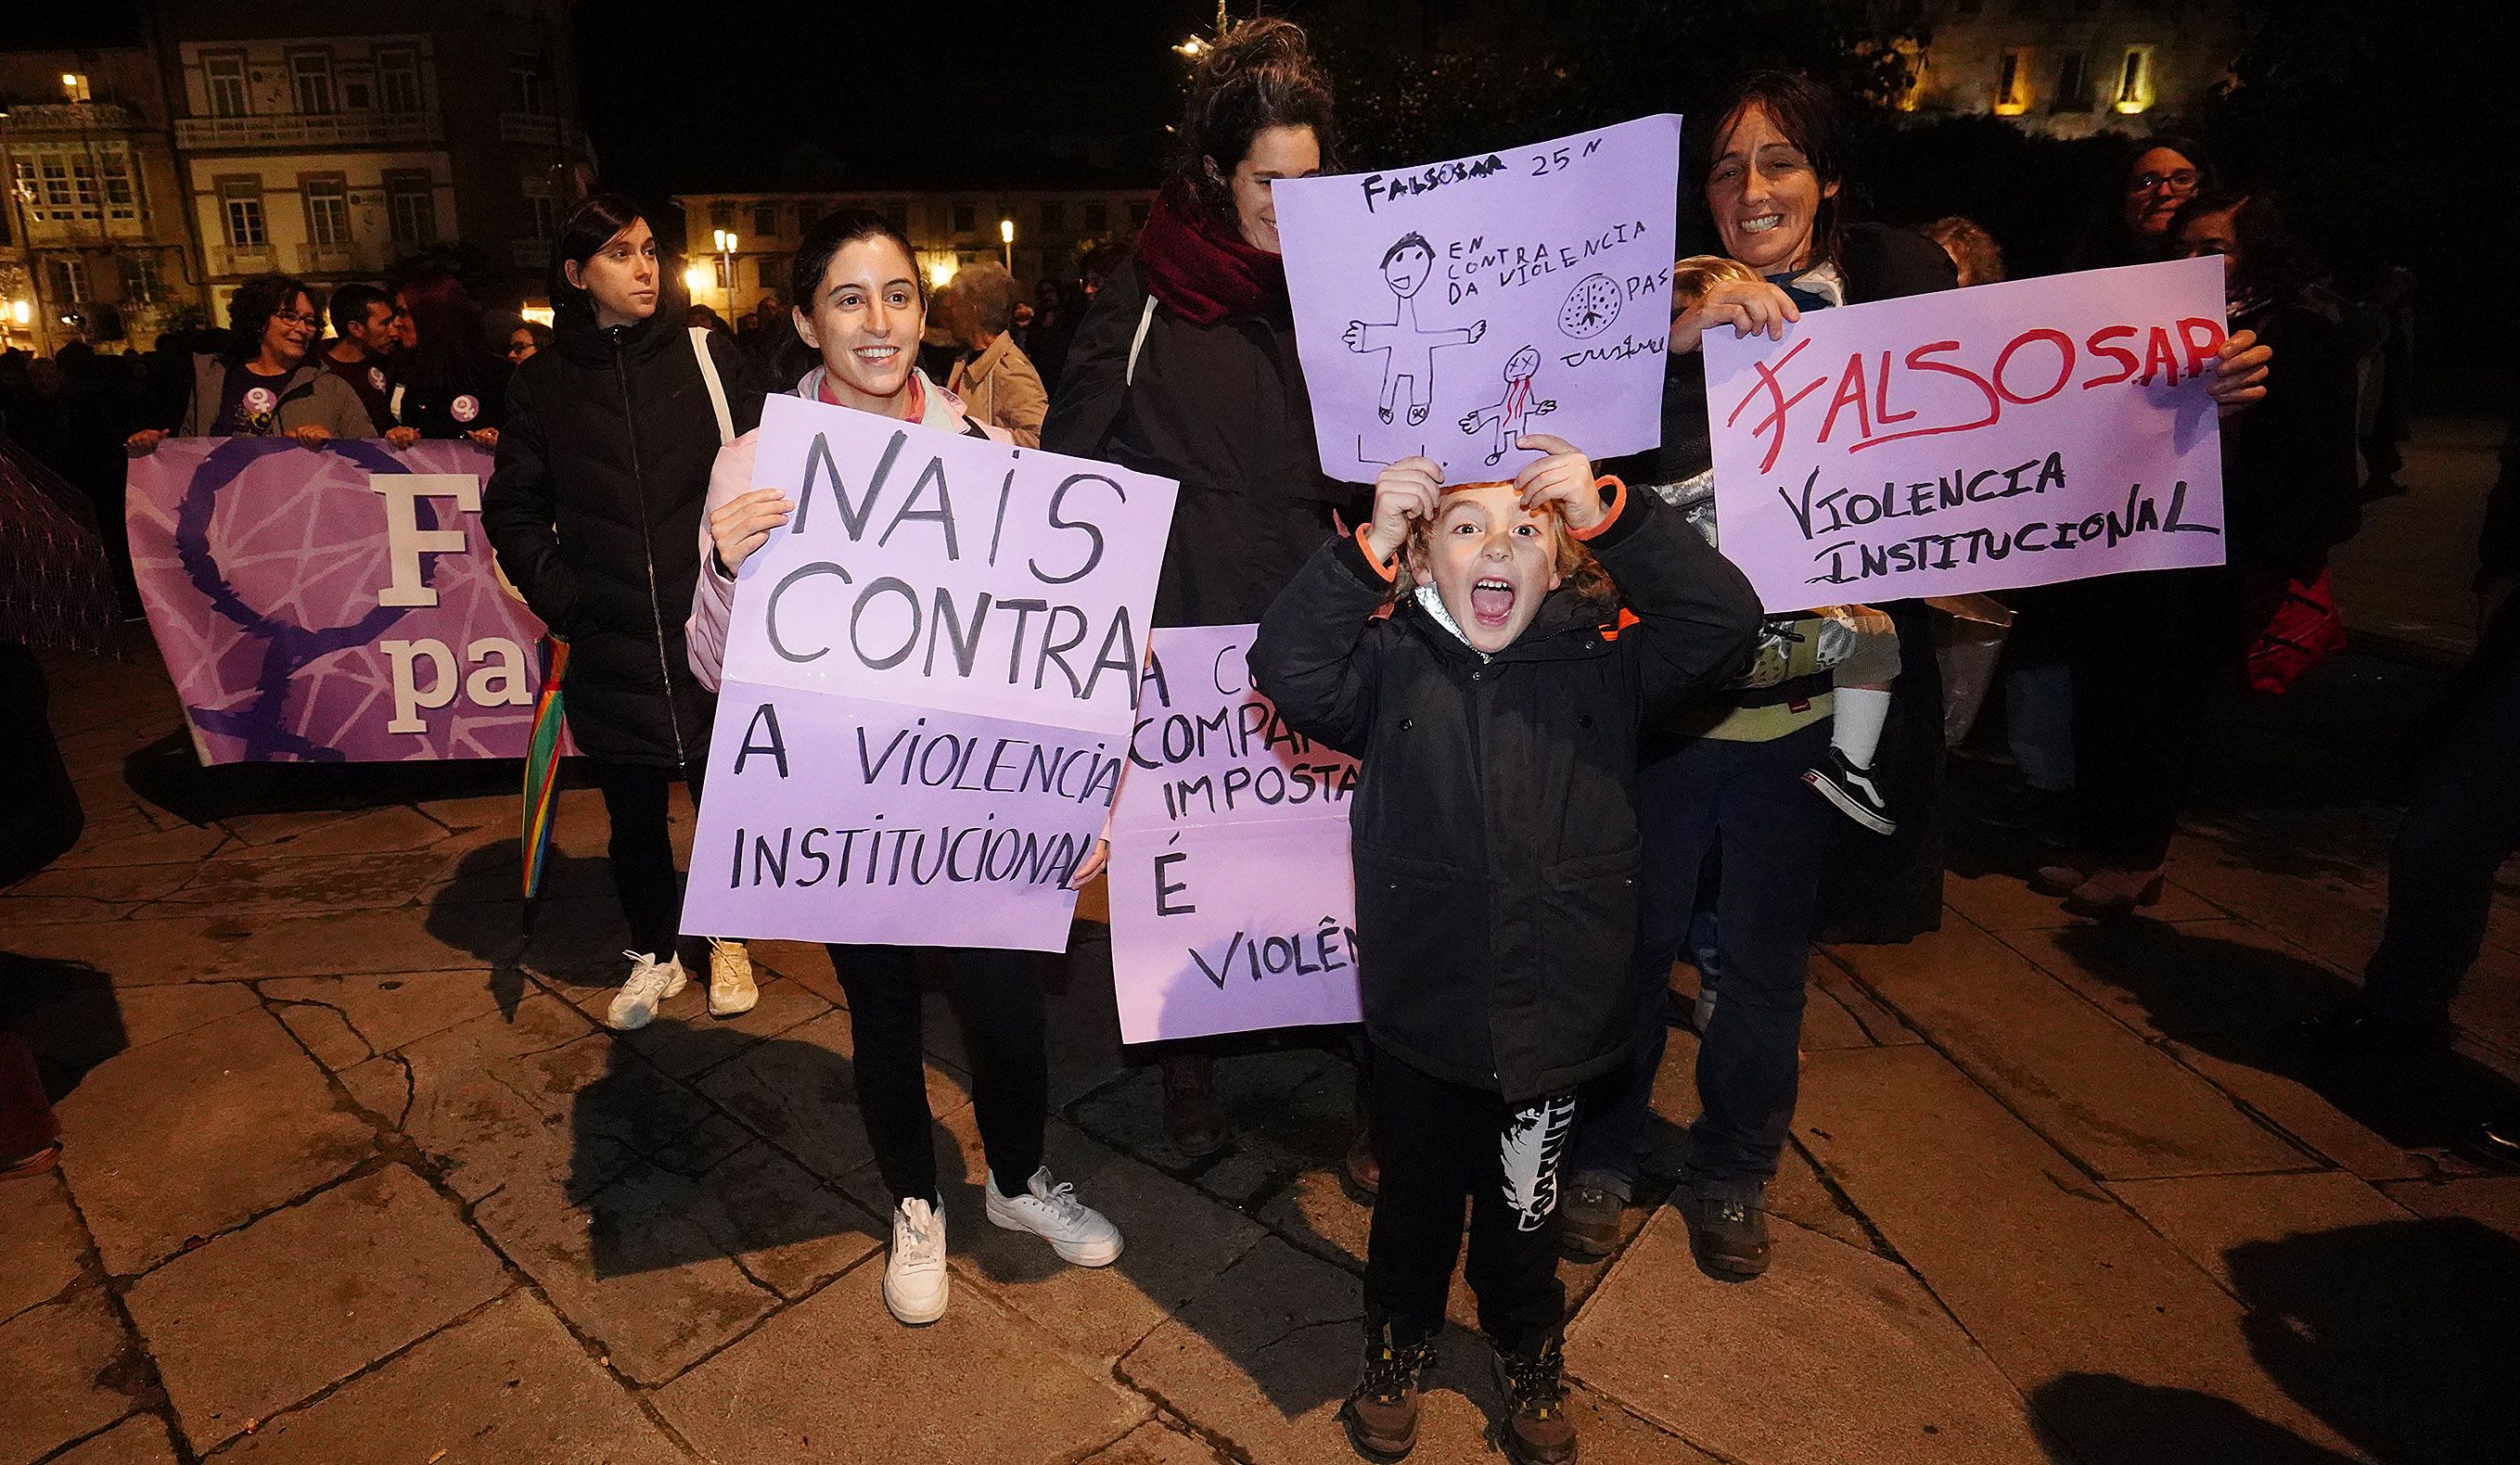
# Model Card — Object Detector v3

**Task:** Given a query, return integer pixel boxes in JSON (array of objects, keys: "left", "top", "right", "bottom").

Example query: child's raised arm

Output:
[{"left": 1247, "top": 457, "right": 1440, "bottom": 757}]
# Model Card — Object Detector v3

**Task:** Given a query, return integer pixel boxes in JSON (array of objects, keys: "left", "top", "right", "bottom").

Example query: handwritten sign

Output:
[
  {"left": 682, "top": 395, "right": 1178, "bottom": 950},
  {"left": 1108, "top": 625, "right": 1362, "bottom": 1042},
  {"left": 1705, "top": 257, "right": 2230, "bottom": 610},
  {"left": 126, "top": 438, "right": 559, "bottom": 762},
  {"left": 716, "top": 391, "right": 1178, "bottom": 732},
  {"left": 1273, "top": 114, "right": 1682, "bottom": 484}
]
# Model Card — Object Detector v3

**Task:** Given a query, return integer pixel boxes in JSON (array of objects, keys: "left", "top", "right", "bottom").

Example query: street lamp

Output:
[
  {"left": 712, "top": 227, "right": 739, "bottom": 322},
  {"left": 999, "top": 217, "right": 1014, "bottom": 273}
]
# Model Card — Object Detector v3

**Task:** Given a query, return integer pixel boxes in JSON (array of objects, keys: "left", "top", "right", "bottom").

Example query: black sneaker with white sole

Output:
[{"left": 1803, "top": 748, "right": 1897, "bottom": 834}]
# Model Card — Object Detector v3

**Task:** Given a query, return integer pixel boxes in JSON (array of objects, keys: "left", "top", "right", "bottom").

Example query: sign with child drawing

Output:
[{"left": 1273, "top": 114, "right": 1682, "bottom": 483}]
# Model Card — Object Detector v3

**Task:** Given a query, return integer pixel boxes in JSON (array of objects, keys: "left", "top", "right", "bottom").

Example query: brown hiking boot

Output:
[
  {"left": 1161, "top": 1052, "right": 1225, "bottom": 1157},
  {"left": 1490, "top": 1332, "right": 1577, "bottom": 1464},
  {"left": 1341, "top": 1318, "right": 1437, "bottom": 1461},
  {"left": 1557, "top": 1182, "right": 1621, "bottom": 1262}
]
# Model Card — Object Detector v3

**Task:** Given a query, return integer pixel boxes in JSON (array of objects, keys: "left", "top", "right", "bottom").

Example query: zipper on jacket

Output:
[{"left": 612, "top": 334, "right": 688, "bottom": 768}]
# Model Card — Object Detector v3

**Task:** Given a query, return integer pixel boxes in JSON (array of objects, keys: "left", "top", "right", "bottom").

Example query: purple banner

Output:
[
  {"left": 1705, "top": 258, "right": 2231, "bottom": 610},
  {"left": 127, "top": 438, "right": 557, "bottom": 762},
  {"left": 1273, "top": 114, "right": 1682, "bottom": 483},
  {"left": 1108, "top": 626, "right": 1362, "bottom": 1042}
]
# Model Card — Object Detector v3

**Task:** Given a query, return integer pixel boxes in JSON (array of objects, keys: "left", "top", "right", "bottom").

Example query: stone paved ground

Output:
[{"left": 6, "top": 417, "right": 2519, "bottom": 1464}]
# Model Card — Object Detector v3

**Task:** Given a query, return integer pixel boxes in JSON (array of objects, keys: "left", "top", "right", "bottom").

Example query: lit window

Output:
[
  {"left": 2114, "top": 47, "right": 2155, "bottom": 113},
  {"left": 62, "top": 72, "right": 91, "bottom": 103},
  {"left": 306, "top": 178, "right": 351, "bottom": 246},
  {"left": 205, "top": 55, "right": 248, "bottom": 118},
  {"left": 1993, "top": 48, "right": 2032, "bottom": 114},
  {"left": 291, "top": 51, "right": 335, "bottom": 114},
  {"left": 221, "top": 183, "right": 267, "bottom": 248},
  {"left": 377, "top": 48, "right": 423, "bottom": 114}
]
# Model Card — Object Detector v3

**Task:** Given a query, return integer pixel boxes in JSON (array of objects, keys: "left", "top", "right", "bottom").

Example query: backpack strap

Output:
[
  {"left": 689, "top": 327, "right": 735, "bottom": 446},
  {"left": 1123, "top": 294, "right": 1158, "bottom": 388}
]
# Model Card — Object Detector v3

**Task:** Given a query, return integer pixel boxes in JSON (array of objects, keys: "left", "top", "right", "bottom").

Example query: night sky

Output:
[{"left": 573, "top": 0, "right": 1216, "bottom": 203}]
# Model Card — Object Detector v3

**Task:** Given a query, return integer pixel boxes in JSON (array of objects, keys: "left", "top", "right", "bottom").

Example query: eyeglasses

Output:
[
  {"left": 271, "top": 312, "right": 322, "bottom": 329},
  {"left": 2129, "top": 169, "right": 2200, "bottom": 195}
]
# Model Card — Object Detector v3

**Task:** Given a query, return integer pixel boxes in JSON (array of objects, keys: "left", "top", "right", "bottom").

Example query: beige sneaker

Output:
[
  {"left": 607, "top": 950, "right": 686, "bottom": 1031},
  {"left": 707, "top": 937, "right": 758, "bottom": 1017}
]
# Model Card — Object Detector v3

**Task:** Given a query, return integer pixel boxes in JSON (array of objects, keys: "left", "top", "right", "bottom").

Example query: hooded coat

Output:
[
  {"left": 1249, "top": 490, "right": 1761, "bottom": 1101},
  {"left": 481, "top": 300, "right": 768, "bottom": 767}
]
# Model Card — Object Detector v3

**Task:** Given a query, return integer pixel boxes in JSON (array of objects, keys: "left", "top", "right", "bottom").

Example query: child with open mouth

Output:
[{"left": 1250, "top": 432, "right": 1762, "bottom": 1464}]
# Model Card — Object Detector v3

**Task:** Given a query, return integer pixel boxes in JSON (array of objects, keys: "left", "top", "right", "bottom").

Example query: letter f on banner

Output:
[{"left": 375, "top": 474, "right": 481, "bottom": 608}]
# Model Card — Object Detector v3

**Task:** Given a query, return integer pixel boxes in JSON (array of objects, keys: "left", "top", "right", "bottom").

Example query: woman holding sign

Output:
[
  {"left": 482, "top": 195, "right": 770, "bottom": 1031},
  {"left": 1043, "top": 16, "right": 1371, "bottom": 1169},
  {"left": 687, "top": 208, "right": 1125, "bottom": 1330},
  {"left": 1562, "top": 73, "right": 2273, "bottom": 1273}
]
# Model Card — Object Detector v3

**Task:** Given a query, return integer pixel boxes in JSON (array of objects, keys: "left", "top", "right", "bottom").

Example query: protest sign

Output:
[
  {"left": 715, "top": 392, "right": 1176, "bottom": 732},
  {"left": 126, "top": 437, "right": 556, "bottom": 762},
  {"left": 683, "top": 395, "right": 1179, "bottom": 951},
  {"left": 1273, "top": 114, "right": 1682, "bottom": 484},
  {"left": 1704, "top": 256, "right": 2230, "bottom": 611},
  {"left": 1107, "top": 625, "right": 1362, "bottom": 1043}
]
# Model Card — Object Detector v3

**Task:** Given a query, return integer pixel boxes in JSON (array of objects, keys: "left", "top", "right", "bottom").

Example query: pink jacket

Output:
[{"left": 685, "top": 367, "right": 1008, "bottom": 691}]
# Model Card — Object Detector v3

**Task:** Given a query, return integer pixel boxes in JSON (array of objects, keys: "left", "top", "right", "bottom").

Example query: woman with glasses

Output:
[
  {"left": 124, "top": 273, "right": 371, "bottom": 450},
  {"left": 507, "top": 321, "right": 554, "bottom": 365},
  {"left": 2074, "top": 134, "right": 2217, "bottom": 269},
  {"left": 383, "top": 270, "right": 510, "bottom": 451}
]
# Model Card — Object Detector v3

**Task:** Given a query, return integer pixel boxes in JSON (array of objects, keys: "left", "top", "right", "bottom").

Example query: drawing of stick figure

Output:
[
  {"left": 1344, "top": 232, "right": 1486, "bottom": 427},
  {"left": 1458, "top": 347, "right": 1558, "bottom": 465}
]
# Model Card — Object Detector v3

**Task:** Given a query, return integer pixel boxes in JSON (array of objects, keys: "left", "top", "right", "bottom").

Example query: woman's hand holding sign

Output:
[
  {"left": 2207, "top": 327, "right": 2271, "bottom": 417},
  {"left": 709, "top": 486, "right": 797, "bottom": 577},
  {"left": 1670, "top": 278, "right": 1801, "bottom": 356}
]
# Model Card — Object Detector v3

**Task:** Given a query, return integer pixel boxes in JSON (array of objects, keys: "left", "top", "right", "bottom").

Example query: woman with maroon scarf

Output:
[{"left": 1044, "top": 17, "right": 1368, "bottom": 1167}]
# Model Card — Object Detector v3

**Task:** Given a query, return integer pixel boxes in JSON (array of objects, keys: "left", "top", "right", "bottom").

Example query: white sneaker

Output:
[
  {"left": 985, "top": 1165, "right": 1122, "bottom": 1267},
  {"left": 606, "top": 950, "right": 686, "bottom": 1031},
  {"left": 706, "top": 937, "right": 758, "bottom": 1017},
  {"left": 883, "top": 1196, "right": 950, "bottom": 1325}
]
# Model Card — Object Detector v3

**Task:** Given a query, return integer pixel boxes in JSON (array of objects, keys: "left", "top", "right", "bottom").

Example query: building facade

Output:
[
  {"left": 672, "top": 187, "right": 1155, "bottom": 320},
  {"left": 0, "top": 48, "right": 198, "bottom": 354},
  {"left": 1903, "top": 0, "right": 2251, "bottom": 137},
  {"left": 157, "top": 0, "right": 591, "bottom": 325}
]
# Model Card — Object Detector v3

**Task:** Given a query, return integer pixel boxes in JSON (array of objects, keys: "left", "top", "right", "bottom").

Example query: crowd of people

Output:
[{"left": 1, "top": 17, "right": 2506, "bottom": 1465}]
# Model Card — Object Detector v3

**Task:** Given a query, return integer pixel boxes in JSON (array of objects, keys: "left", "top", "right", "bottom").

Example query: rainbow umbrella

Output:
[{"left": 520, "top": 638, "right": 571, "bottom": 900}]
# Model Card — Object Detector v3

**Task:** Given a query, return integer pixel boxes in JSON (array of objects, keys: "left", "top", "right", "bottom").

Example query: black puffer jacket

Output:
[
  {"left": 482, "top": 303, "right": 767, "bottom": 767},
  {"left": 1250, "top": 492, "right": 1761, "bottom": 1101},
  {"left": 391, "top": 355, "right": 512, "bottom": 440},
  {"left": 1043, "top": 259, "right": 1363, "bottom": 627}
]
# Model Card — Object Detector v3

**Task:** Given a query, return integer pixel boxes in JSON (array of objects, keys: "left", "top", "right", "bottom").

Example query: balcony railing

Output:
[
  {"left": 496, "top": 112, "right": 574, "bottom": 146},
  {"left": 0, "top": 102, "right": 144, "bottom": 134},
  {"left": 209, "top": 243, "right": 275, "bottom": 276},
  {"left": 176, "top": 112, "right": 443, "bottom": 149}
]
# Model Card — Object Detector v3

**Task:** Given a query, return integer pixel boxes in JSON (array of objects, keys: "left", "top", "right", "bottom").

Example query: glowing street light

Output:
[
  {"left": 711, "top": 228, "right": 740, "bottom": 319},
  {"left": 1172, "top": 36, "right": 1206, "bottom": 57},
  {"left": 999, "top": 217, "right": 1015, "bottom": 272}
]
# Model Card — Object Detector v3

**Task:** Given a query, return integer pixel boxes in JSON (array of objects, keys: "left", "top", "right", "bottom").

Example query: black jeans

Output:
[
  {"left": 1364, "top": 1048, "right": 1571, "bottom": 1353},
  {"left": 2364, "top": 628, "right": 2520, "bottom": 1026},
  {"left": 1567, "top": 721, "right": 1832, "bottom": 1203},
  {"left": 2060, "top": 567, "right": 2241, "bottom": 871},
  {"left": 826, "top": 944, "right": 1049, "bottom": 1207},
  {"left": 591, "top": 758, "right": 704, "bottom": 962}
]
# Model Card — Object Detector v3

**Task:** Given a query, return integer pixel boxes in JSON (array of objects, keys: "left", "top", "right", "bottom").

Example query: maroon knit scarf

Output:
[{"left": 1134, "top": 183, "right": 1287, "bottom": 326}]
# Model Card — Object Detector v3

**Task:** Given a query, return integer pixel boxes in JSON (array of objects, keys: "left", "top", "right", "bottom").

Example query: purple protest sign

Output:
[
  {"left": 1704, "top": 258, "right": 2231, "bottom": 611},
  {"left": 1108, "top": 625, "right": 1361, "bottom": 1043},
  {"left": 126, "top": 438, "right": 558, "bottom": 762},
  {"left": 719, "top": 393, "right": 1178, "bottom": 733},
  {"left": 1273, "top": 114, "right": 1682, "bottom": 484},
  {"left": 682, "top": 397, "right": 1179, "bottom": 950},
  {"left": 681, "top": 682, "right": 1118, "bottom": 949}
]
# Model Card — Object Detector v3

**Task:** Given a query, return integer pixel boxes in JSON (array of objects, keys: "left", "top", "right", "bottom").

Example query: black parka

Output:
[
  {"left": 1249, "top": 492, "right": 1761, "bottom": 1102},
  {"left": 481, "top": 303, "right": 766, "bottom": 767},
  {"left": 1043, "top": 259, "right": 1364, "bottom": 628}
]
